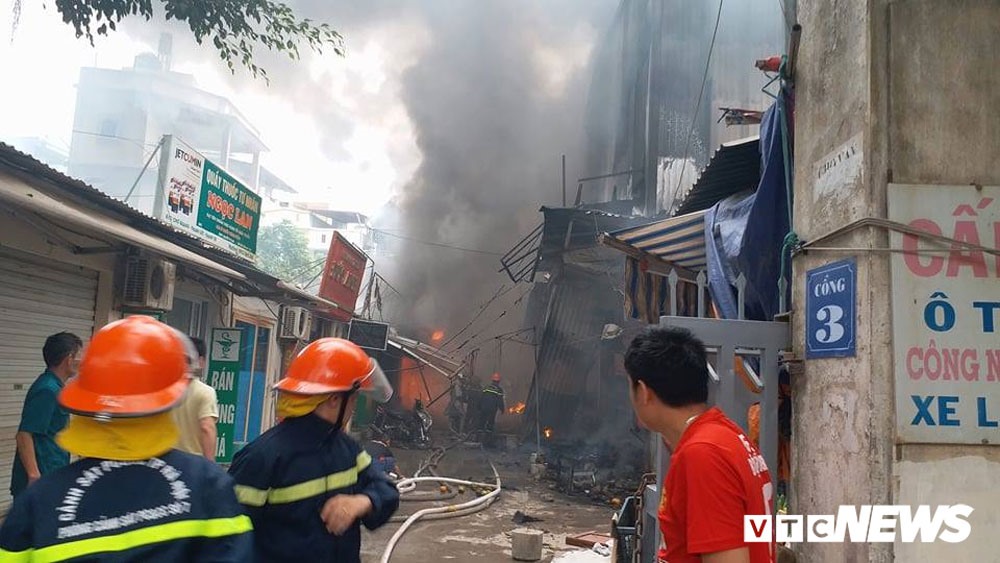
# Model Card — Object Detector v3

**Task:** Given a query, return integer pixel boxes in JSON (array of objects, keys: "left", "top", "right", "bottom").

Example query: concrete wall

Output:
[
  {"left": 792, "top": 1, "right": 1000, "bottom": 561},
  {"left": 791, "top": 1, "right": 891, "bottom": 562},
  {"left": 887, "top": 2, "right": 1000, "bottom": 561}
]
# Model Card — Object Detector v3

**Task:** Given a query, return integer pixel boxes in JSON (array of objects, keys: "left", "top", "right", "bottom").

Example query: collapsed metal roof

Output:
[{"left": 673, "top": 135, "right": 760, "bottom": 216}]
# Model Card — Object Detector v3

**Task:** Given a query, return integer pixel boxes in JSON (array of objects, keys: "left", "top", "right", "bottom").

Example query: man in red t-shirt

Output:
[{"left": 624, "top": 327, "right": 775, "bottom": 563}]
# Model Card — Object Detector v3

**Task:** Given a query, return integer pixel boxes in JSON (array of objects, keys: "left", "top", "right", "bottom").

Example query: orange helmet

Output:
[
  {"left": 60, "top": 316, "right": 194, "bottom": 417},
  {"left": 275, "top": 338, "right": 393, "bottom": 403}
]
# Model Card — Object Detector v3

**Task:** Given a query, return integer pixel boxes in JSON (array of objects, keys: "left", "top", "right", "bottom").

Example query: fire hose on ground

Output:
[{"left": 378, "top": 459, "right": 502, "bottom": 563}]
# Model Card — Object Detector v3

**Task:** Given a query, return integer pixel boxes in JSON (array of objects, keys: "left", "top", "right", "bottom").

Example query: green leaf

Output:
[{"left": 50, "top": 0, "right": 344, "bottom": 80}]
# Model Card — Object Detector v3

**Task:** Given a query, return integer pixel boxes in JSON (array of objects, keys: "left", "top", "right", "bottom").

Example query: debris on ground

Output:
[
  {"left": 512, "top": 510, "right": 544, "bottom": 524},
  {"left": 591, "top": 541, "right": 612, "bottom": 557},
  {"left": 532, "top": 439, "right": 648, "bottom": 507},
  {"left": 565, "top": 532, "right": 613, "bottom": 550},
  {"left": 551, "top": 547, "right": 614, "bottom": 562}
]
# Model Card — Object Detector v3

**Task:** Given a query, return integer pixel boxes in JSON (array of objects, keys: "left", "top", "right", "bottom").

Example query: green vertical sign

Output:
[{"left": 208, "top": 328, "right": 242, "bottom": 464}]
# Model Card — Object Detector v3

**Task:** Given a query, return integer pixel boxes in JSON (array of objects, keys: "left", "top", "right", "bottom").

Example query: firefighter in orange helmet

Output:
[
  {"left": 0, "top": 316, "right": 253, "bottom": 561},
  {"left": 228, "top": 338, "right": 399, "bottom": 563}
]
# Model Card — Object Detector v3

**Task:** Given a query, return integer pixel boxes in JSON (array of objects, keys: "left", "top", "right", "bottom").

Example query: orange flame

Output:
[
  {"left": 431, "top": 330, "right": 445, "bottom": 342},
  {"left": 508, "top": 402, "right": 527, "bottom": 414},
  {"left": 543, "top": 427, "right": 554, "bottom": 439}
]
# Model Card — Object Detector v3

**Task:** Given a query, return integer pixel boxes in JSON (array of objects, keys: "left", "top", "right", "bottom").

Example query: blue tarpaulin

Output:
[{"left": 704, "top": 93, "right": 792, "bottom": 321}]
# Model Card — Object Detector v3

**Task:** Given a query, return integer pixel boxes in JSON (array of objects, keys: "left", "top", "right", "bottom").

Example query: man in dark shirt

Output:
[{"left": 10, "top": 332, "right": 82, "bottom": 498}]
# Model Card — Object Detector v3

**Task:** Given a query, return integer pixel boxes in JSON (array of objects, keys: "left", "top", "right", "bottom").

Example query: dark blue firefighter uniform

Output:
[
  {"left": 229, "top": 413, "right": 400, "bottom": 563},
  {"left": 0, "top": 450, "right": 253, "bottom": 562}
]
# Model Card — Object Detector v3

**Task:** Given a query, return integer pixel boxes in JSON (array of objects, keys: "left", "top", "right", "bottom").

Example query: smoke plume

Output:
[{"left": 120, "top": 1, "right": 615, "bottom": 348}]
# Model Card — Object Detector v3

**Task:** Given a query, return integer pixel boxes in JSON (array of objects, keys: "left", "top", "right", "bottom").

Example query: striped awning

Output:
[{"left": 604, "top": 209, "right": 708, "bottom": 271}]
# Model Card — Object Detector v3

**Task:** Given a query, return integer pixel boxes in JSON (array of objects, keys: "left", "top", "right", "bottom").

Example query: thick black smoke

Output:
[
  {"left": 365, "top": 0, "right": 615, "bottom": 334},
  {"left": 120, "top": 1, "right": 614, "bottom": 342}
]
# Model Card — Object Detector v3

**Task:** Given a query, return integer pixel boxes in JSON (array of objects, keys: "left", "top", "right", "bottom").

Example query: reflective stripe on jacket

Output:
[
  {"left": 228, "top": 413, "right": 400, "bottom": 563},
  {"left": 0, "top": 450, "right": 252, "bottom": 562}
]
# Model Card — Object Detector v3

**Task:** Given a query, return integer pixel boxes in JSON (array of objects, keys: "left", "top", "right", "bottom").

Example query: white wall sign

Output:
[
  {"left": 889, "top": 184, "right": 1000, "bottom": 444},
  {"left": 813, "top": 133, "right": 863, "bottom": 202},
  {"left": 154, "top": 135, "right": 261, "bottom": 261}
]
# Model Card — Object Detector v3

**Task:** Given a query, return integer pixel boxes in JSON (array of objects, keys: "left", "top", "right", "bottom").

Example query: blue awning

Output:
[{"left": 604, "top": 209, "right": 708, "bottom": 271}]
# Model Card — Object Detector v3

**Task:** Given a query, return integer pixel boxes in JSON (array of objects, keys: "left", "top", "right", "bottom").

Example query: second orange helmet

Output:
[{"left": 274, "top": 338, "right": 393, "bottom": 403}]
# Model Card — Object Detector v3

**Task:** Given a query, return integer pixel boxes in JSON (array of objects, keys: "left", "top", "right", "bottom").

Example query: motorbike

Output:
[
  {"left": 370, "top": 399, "right": 433, "bottom": 449},
  {"left": 413, "top": 398, "right": 433, "bottom": 445}
]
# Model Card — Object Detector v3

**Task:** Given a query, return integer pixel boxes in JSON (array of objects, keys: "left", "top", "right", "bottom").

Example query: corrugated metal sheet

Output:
[
  {"left": 513, "top": 207, "right": 646, "bottom": 438},
  {"left": 0, "top": 143, "right": 339, "bottom": 313},
  {"left": 0, "top": 143, "right": 263, "bottom": 273},
  {"left": 673, "top": 136, "right": 760, "bottom": 216},
  {"left": 0, "top": 247, "right": 98, "bottom": 515},
  {"left": 532, "top": 268, "right": 621, "bottom": 433},
  {"left": 538, "top": 207, "right": 645, "bottom": 257}
]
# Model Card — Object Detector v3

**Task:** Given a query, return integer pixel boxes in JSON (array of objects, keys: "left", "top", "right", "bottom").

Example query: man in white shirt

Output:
[{"left": 172, "top": 336, "right": 219, "bottom": 460}]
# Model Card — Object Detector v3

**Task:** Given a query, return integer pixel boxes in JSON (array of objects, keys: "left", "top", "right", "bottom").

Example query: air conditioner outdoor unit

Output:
[
  {"left": 280, "top": 306, "right": 312, "bottom": 340},
  {"left": 122, "top": 256, "right": 176, "bottom": 311}
]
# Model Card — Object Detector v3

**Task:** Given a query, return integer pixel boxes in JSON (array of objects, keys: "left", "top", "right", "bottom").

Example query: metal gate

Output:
[
  {"left": 0, "top": 247, "right": 98, "bottom": 514},
  {"left": 639, "top": 314, "right": 790, "bottom": 561}
]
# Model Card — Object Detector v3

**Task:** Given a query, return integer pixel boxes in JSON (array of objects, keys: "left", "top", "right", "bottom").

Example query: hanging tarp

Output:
[{"left": 704, "top": 92, "right": 793, "bottom": 321}]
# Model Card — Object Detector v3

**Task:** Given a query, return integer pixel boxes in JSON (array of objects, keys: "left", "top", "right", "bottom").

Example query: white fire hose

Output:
[{"left": 378, "top": 465, "right": 502, "bottom": 563}]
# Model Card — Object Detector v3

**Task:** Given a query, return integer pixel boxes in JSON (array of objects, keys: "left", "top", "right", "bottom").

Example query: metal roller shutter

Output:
[{"left": 0, "top": 248, "right": 98, "bottom": 514}]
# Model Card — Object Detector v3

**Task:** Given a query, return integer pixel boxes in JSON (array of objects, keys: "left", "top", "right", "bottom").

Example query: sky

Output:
[{"left": 0, "top": 1, "right": 426, "bottom": 218}]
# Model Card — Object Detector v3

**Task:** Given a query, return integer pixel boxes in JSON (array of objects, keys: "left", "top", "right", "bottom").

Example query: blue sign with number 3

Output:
[{"left": 806, "top": 258, "right": 857, "bottom": 359}]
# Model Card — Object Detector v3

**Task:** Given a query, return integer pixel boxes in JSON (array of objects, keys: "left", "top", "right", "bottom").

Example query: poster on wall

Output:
[
  {"left": 154, "top": 135, "right": 262, "bottom": 261},
  {"left": 207, "top": 328, "right": 242, "bottom": 463},
  {"left": 889, "top": 184, "right": 1000, "bottom": 444},
  {"left": 318, "top": 231, "right": 368, "bottom": 321}
]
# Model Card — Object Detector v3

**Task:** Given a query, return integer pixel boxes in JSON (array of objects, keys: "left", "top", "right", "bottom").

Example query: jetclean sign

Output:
[{"left": 155, "top": 135, "right": 262, "bottom": 261}]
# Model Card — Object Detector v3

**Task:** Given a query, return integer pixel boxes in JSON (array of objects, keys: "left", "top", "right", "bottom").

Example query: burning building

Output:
[{"left": 502, "top": 206, "right": 650, "bottom": 457}]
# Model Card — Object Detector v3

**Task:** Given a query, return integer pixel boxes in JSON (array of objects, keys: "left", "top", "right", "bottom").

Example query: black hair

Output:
[
  {"left": 43, "top": 332, "right": 84, "bottom": 369},
  {"left": 624, "top": 326, "right": 709, "bottom": 407},
  {"left": 188, "top": 336, "right": 207, "bottom": 359}
]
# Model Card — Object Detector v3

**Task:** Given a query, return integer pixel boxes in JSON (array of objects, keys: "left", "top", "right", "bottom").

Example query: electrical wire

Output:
[
  {"left": 777, "top": 0, "right": 792, "bottom": 32},
  {"left": 373, "top": 272, "right": 405, "bottom": 298},
  {"left": 444, "top": 285, "right": 521, "bottom": 353},
  {"left": 300, "top": 267, "right": 325, "bottom": 291},
  {"left": 274, "top": 257, "right": 327, "bottom": 286},
  {"left": 453, "top": 285, "right": 534, "bottom": 353},
  {"left": 439, "top": 284, "right": 511, "bottom": 351},
  {"left": 672, "top": 0, "right": 725, "bottom": 208},
  {"left": 373, "top": 228, "right": 504, "bottom": 256}
]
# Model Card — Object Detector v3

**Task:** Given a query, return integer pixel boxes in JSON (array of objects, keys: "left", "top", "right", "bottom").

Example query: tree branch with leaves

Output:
[{"left": 16, "top": 0, "right": 343, "bottom": 82}]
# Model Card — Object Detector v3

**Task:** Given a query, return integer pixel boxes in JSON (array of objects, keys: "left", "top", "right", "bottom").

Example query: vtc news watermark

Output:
[{"left": 745, "top": 505, "right": 974, "bottom": 543}]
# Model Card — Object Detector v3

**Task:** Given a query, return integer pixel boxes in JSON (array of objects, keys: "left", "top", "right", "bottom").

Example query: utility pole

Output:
[
  {"left": 643, "top": 1, "right": 665, "bottom": 217},
  {"left": 533, "top": 327, "right": 541, "bottom": 456},
  {"left": 561, "top": 154, "right": 567, "bottom": 207}
]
